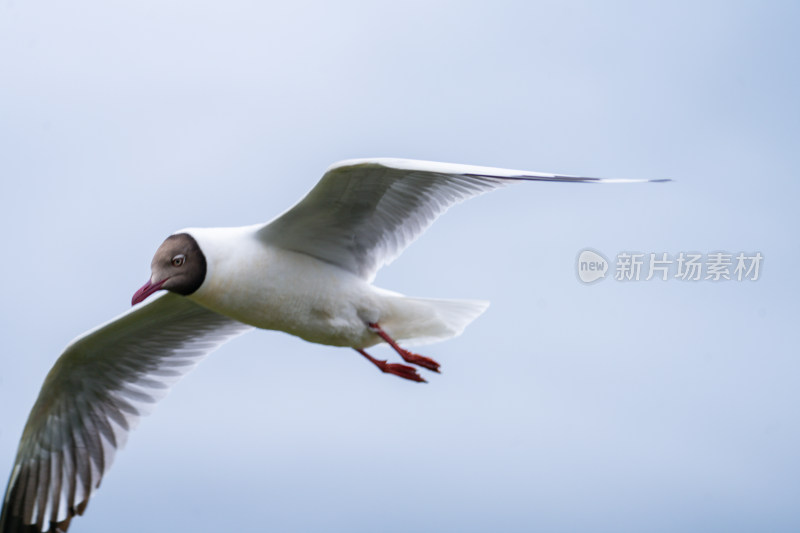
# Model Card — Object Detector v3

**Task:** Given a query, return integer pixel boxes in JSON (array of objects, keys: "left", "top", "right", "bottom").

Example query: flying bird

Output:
[{"left": 0, "top": 158, "right": 666, "bottom": 532}]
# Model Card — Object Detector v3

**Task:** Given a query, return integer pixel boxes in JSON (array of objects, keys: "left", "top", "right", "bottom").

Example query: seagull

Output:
[{"left": 0, "top": 158, "right": 666, "bottom": 532}]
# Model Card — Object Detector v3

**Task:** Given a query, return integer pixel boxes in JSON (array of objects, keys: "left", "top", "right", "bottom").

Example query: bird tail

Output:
[{"left": 378, "top": 296, "right": 489, "bottom": 347}]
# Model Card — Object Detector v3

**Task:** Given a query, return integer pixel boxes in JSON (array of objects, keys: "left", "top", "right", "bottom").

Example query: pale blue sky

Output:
[{"left": 1, "top": 1, "right": 798, "bottom": 532}]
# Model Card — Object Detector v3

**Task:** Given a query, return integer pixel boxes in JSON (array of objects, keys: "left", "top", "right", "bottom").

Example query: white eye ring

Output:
[{"left": 171, "top": 254, "right": 186, "bottom": 267}]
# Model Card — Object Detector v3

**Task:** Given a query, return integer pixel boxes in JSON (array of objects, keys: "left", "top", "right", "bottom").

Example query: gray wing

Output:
[
  {"left": 0, "top": 293, "right": 252, "bottom": 533},
  {"left": 258, "top": 158, "right": 664, "bottom": 281}
]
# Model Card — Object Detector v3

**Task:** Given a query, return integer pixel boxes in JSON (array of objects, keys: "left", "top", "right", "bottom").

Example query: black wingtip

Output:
[{"left": 465, "top": 172, "right": 674, "bottom": 184}]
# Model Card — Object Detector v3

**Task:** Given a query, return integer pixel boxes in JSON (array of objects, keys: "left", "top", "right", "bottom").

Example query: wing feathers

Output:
[
  {"left": 258, "top": 161, "right": 503, "bottom": 281},
  {"left": 1, "top": 293, "right": 252, "bottom": 533},
  {"left": 259, "top": 158, "right": 664, "bottom": 281}
]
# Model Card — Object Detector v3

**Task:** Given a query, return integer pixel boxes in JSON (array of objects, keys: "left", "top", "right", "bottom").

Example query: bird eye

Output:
[{"left": 171, "top": 254, "right": 186, "bottom": 267}]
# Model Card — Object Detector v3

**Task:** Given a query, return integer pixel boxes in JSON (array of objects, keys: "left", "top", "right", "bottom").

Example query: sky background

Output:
[{"left": 1, "top": 1, "right": 798, "bottom": 532}]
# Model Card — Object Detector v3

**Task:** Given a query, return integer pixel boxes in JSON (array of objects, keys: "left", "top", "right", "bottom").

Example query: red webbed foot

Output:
[
  {"left": 356, "top": 349, "right": 426, "bottom": 383},
  {"left": 368, "top": 322, "right": 441, "bottom": 373}
]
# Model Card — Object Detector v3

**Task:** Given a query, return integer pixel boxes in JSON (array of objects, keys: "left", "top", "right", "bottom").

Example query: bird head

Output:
[{"left": 132, "top": 233, "right": 207, "bottom": 305}]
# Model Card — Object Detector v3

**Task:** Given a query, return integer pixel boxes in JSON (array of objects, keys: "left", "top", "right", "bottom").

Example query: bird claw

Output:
[
  {"left": 356, "top": 349, "right": 426, "bottom": 383},
  {"left": 380, "top": 361, "right": 427, "bottom": 383},
  {"left": 398, "top": 350, "right": 440, "bottom": 372},
  {"left": 367, "top": 322, "right": 441, "bottom": 372}
]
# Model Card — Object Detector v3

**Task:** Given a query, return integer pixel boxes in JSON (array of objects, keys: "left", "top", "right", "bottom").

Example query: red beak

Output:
[{"left": 131, "top": 278, "right": 168, "bottom": 306}]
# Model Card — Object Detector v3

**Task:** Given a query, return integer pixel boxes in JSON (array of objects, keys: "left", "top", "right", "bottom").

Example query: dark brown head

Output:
[{"left": 131, "top": 233, "right": 207, "bottom": 305}]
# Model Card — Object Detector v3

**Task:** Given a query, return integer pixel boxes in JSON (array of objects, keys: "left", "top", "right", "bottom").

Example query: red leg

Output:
[
  {"left": 368, "top": 322, "right": 441, "bottom": 373},
  {"left": 356, "top": 349, "right": 426, "bottom": 383}
]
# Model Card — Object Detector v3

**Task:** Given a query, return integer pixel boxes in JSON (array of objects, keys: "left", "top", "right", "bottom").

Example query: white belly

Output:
[{"left": 188, "top": 231, "right": 382, "bottom": 347}]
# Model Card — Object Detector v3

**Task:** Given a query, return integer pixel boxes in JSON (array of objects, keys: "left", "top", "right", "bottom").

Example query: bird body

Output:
[
  {"left": 0, "top": 158, "right": 667, "bottom": 532},
  {"left": 183, "top": 224, "right": 486, "bottom": 348}
]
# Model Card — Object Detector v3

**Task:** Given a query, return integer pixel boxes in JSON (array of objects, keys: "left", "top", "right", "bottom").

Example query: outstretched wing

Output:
[
  {"left": 0, "top": 293, "right": 252, "bottom": 533},
  {"left": 258, "top": 158, "right": 665, "bottom": 281}
]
